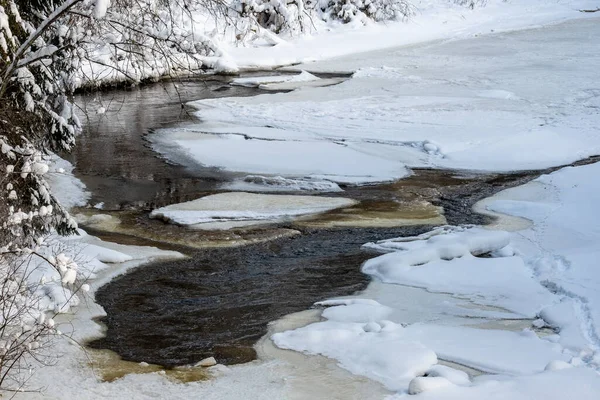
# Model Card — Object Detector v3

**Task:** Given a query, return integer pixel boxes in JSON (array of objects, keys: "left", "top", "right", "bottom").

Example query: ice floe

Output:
[{"left": 150, "top": 192, "right": 357, "bottom": 229}]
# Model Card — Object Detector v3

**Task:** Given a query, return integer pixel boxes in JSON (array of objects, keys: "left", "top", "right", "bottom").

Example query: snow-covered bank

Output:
[
  {"left": 484, "top": 162, "right": 600, "bottom": 354},
  {"left": 152, "top": 16, "right": 600, "bottom": 183},
  {"left": 46, "top": 156, "right": 90, "bottom": 211},
  {"left": 227, "top": 0, "right": 600, "bottom": 70},
  {"left": 272, "top": 161, "right": 600, "bottom": 397},
  {"left": 75, "top": 1, "right": 598, "bottom": 87}
]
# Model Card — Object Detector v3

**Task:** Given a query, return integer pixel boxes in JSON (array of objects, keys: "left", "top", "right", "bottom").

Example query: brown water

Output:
[{"left": 85, "top": 166, "right": 543, "bottom": 368}]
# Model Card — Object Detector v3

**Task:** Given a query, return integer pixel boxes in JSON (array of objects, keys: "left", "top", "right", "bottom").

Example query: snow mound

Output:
[
  {"left": 273, "top": 319, "right": 438, "bottom": 391},
  {"left": 362, "top": 227, "right": 553, "bottom": 316},
  {"left": 408, "top": 376, "right": 455, "bottom": 395},
  {"left": 363, "top": 226, "right": 510, "bottom": 256},
  {"left": 425, "top": 365, "right": 470, "bottom": 385},
  {"left": 150, "top": 192, "right": 357, "bottom": 229}
]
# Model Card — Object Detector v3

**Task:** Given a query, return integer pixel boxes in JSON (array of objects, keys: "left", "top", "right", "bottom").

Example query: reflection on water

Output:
[{"left": 72, "top": 77, "right": 267, "bottom": 211}]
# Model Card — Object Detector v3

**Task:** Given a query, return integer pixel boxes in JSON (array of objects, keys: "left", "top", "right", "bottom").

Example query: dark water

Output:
[
  {"left": 90, "top": 225, "right": 431, "bottom": 366},
  {"left": 87, "top": 166, "right": 546, "bottom": 367},
  {"left": 72, "top": 76, "right": 266, "bottom": 211}
]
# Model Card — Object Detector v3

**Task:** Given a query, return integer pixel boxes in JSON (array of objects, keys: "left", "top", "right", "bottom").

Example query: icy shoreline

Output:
[{"left": 272, "top": 162, "right": 600, "bottom": 398}]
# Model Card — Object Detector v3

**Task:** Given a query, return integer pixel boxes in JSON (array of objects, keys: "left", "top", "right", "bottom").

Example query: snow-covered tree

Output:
[
  {"left": 1, "top": 0, "right": 223, "bottom": 250},
  {"left": 230, "top": 0, "right": 415, "bottom": 37},
  {"left": 0, "top": 0, "right": 221, "bottom": 392}
]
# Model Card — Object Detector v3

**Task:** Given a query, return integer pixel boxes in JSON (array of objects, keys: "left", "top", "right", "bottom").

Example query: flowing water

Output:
[{"left": 72, "top": 75, "right": 592, "bottom": 371}]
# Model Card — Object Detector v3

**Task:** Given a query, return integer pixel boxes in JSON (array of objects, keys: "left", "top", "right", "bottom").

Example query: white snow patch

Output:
[
  {"left": 486, "top": 162, "right": 600, "bottom": 353},
  {"left": 150, "top": 192, "right": 357, "bottom": 229},
  {"left": 362, "top": 227, "right": 553, "bottom": 317},
  {"left": 231, "top": 71, "right": 320, "bottom": 88},
  {"left": 408, "top": 376, "right": 455, "bottom": 395},
  {"left": 390, "top": 367, "right": 600, "bottom": 400},
  {"left": 45, "top": 156, "right": 90, "bottom": 210},
  {"left": 273, "top": 318, "right": 438, "bottom": 392}
]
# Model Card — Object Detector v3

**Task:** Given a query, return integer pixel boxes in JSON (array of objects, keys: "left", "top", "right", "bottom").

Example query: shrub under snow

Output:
[
  {"left": 231, "top": 0, "right": 415, "bottom": 38},
  {"left": 317, "top": 0, "right": 415, "bottom": 24}
]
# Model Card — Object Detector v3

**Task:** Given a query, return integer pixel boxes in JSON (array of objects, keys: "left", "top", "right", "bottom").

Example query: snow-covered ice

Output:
[
  {"left": 153, "top": 16, "right": 600, "bottom": 183},
  {"left": 229, "top": 71, "right": 342, "bottom": 91},
  {"left": 150, "top": 126, "right": 410, "bottom": 184},
  {"left": 231, "top": 71, "right": 320, "bottom": 88},
  {"left": 150, "top": 192, "right": 357, "bottom": 229},
  {"left": 484, "top": 162, "right": 600, "bottom": 354}
]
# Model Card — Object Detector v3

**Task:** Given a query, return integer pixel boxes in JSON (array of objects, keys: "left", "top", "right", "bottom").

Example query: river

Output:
[{"left": 68, "top": 74, "right": 572, "bottom": 369}]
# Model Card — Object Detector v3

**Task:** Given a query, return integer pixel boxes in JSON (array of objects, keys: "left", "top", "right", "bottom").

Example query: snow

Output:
[
  {"left": 540, "top": 300, "right": 592, "bottom": 353},
  {"left": 408, "top": 376, "right": 455, "bottom": 395},
  {"left": 231, "top": 71, "right": 319, "bottom": 87},
  {"left": 230, "top": 71, "right": 344, "bottom": 91},
  {"left": 150, "top": 126, "right": 410, "bottom": 184},
  {"left": 273, "top": 317, "right": 439, "bottom": 391},
  {"left": 93, "top": 0, "right": 111, "bottom": 19},
  {"left": 424, "top": 365, "right": 470, "bottom": 386},
  {"left": 150, "top": 192, "right": 357, "bottom": 229},
  {"left": 484, "top": 162, "right": 600, "bottom": 354},
  {"left": 213, "top": 56, "right": 240, "bottom": 74},
  {"left": 19, "top": 1, "right": 600, "bottom": 398},
  {"left": 45, "top": 155, "right": 90, "bottom": 210},
  {"left": 403, "top": 325, "right": 569, "bottom": 375},
  {"left": 362, "top": 227, "right": 554, "bottom": 317},
  {"left": 545, "top": 360, "right": 573, "bottom": 372},
  {"left": 153, "top": 15, "right": 600, "bottom": 182},
  {"left": 395, "top": 367, "right": 600, "bottom": 400}
]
